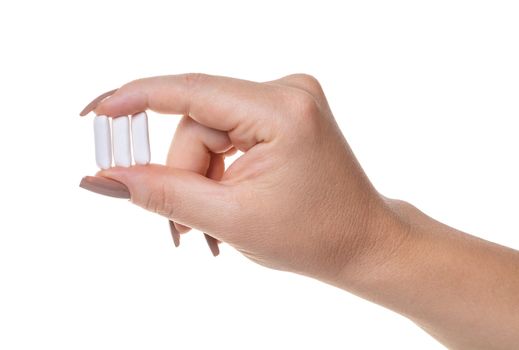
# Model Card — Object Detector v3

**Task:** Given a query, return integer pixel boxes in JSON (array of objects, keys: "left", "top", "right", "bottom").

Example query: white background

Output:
[{"left": 0, "top": 1, "right": 518, "bottom": 349}]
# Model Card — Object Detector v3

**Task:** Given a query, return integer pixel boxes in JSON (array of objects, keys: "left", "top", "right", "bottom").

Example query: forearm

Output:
[{"left": 334, "top": 199, "right": 519, "bottom": 350}]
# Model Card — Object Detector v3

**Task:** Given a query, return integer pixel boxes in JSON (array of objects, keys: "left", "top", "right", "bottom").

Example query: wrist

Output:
[
  {"left": 330, "top": 197, "right": 519, "bottom": 349},
  {"left": 328, "top": 197, "right": 416, "bottom": 292}
]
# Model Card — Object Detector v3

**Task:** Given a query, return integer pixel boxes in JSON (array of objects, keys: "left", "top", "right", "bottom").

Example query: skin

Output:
[{"left": 81, "top": 73, "right": 519, "bottom": 349}]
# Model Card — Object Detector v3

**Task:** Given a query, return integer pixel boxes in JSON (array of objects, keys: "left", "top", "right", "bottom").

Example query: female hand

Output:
[
  {"left": 82, "top": 73, "right": 402, "bottom": 283},
  {"left": 80, "top": 73, "right": 519, "bottom": 349}
]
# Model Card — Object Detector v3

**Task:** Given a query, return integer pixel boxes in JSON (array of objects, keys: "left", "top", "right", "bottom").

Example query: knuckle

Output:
[
  {"left": 145, "top": 183, "right": 175, "bottom": 218},
  {"left": 288, "top": 90, "right": 321, "bottom": 119},
  {"left": 181, "top": 72, "right": 209, "bottom": 88},
  {"left": 278, "top": 90, "right": 323, "bottom": 139},
  {"left": 294, "top": 73, "right": 322, "bottom": 89},
  {"left": 288, "top": 73, "right": 324, "bottom": 97}
]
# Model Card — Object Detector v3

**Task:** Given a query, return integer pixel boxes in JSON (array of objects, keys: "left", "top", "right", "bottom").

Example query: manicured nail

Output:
[
  {"left": 79, "top": 89, "right": 118, "bottom": 116},
  {"left": 204, "top": 233, "right": 220, "bottom": 257},
  {"left": 169, "top": 220, "right": 180, "bottom": 247},
  {"left": 79, "top": 176, "right": 130, "bottom": 199}
]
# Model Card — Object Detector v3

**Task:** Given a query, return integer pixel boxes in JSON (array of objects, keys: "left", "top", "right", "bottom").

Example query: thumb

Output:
[{"left": 97, "top": 164, "right": 235, "bottom": 236}]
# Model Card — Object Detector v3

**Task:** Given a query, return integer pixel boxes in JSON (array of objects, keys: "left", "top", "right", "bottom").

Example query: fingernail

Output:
[
  {"left": 79, "top": 89, "right": 118, "bottom": 116},
  {"left": 204, "top": 233, "right": 220, "bottom": 257},
  {"left": 169, "top": 220, "right": 180, "bottom": 247},
  {"left": 79, "top": 176, "right": 130, "bottom": 199}
]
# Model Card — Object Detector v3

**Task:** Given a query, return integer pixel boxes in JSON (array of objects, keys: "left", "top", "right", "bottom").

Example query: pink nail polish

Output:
[
  {"left": 79, "top": 89, "right": 118, "bottom": 116},
  {"left": 79, "top": 176, "right": 130, "bottom": 199},
  {"left": 204, "top": 233, "right": 220, "bottom": 256},
  {"left": 169, "top": 220, "right": 180, "bottom": 247}
]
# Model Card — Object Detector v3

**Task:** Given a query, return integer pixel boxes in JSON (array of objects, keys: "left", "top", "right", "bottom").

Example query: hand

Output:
[
  {"left": 81, "top": 73, "right": 403, "bottom": 283},
  {"left": 80, "top": 73, "right": 519, "bottom": 349}
]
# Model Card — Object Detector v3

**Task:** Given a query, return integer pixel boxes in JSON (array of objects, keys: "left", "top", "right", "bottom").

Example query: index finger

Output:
[{"left": 92, "top": 73, "right": 281, "bottom": 135}]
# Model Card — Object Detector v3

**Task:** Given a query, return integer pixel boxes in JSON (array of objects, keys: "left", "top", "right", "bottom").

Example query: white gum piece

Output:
[
  {"left": 93, "top": 115, "right": 112, "bottom": 169},
  {"left": 131, "top": 112, "right": 151, "bottom": 165},
  {"left": 112, "top": 116, "right": 132, "bottom": 167}
]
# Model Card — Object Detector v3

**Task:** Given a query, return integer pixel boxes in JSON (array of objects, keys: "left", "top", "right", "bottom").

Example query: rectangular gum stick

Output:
[
  {"left": 131, "top": 112, "right": 151, "bottom": 165},
  {"left": 112, "top": 116, "right": 132, "bottom": 167},
  {"left": 94, "top": 115, "right": 112, "bottom": 169}
]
